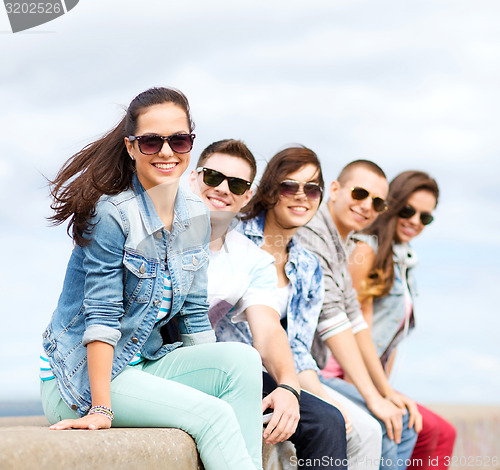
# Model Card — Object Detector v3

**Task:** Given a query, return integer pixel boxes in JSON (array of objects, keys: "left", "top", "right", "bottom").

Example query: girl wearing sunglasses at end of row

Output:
[{"left": 349, "top": 170, "right": 456, "bottom": 470}]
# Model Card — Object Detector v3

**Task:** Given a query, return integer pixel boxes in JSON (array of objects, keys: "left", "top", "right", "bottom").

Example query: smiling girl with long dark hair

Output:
[{"left": 41, "top": 87, "right": 262, "bottom": 470}]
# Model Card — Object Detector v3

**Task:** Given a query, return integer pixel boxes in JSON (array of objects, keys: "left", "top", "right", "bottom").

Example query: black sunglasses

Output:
[
  {"left": 398, "top": 205, "right": 434, "bottom": 225},
  {"left": 350, "top": 187, "right": 387, "bottom": 213},
  {"left": 128, "top": 133, "right": 195, "bottom": 155},
  {"left": 279, "top": 180, "right": 323, "bottom": 200},
  {"left": 196, "top": 167, "right": 251, "bottom": 195}
]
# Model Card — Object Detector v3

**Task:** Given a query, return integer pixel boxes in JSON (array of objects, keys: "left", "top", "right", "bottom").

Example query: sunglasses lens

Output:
[
  {"left": 372, "top": 197, "right": 387, "bottom": 213},
  {"left": 202, "top": 169, "right": 225, "bottom": 187},
  {"left": 280, "top": 181, "right": 300, "bottom": 197},
  {"left": 169, "top": 134, "right": 194, "bottom": 154},
  {"left": 227, "top": 178, "right": 249, "bottom": 195},
  {"left": 420, "top": 213, "right": 434, "bottom": 225},
  {"left": 138, "top": 136, "right": 164, "bottom": 154},
  {"left": 351, "top": 187, "right": 369, "bottom": 201},
  {"left": 398, "top": 206, "right": 416, "bottom": 219},
  {"left": 201, "top": 168, "right": 249, "bottom": 195},
  {"left": 304, "top": 183, "right": 322, "bottom": 200}
]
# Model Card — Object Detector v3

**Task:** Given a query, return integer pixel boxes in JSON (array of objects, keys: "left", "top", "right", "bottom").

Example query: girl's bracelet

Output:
[{"left": 88, "top": 405, "right": 114, "bottom": 422}]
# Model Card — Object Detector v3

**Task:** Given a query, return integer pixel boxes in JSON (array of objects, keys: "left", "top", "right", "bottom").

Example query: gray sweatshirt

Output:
[{"left": 295, "top": 203, "right": 368, "bottom": 369}]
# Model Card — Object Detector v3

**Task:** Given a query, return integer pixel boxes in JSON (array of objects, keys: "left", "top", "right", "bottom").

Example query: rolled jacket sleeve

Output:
[
  {"left": 180, "top": 330, "right": 216, "bottom": 346},
  {"left": 82, "top": 324, "right": 121, "bottom": 347}
]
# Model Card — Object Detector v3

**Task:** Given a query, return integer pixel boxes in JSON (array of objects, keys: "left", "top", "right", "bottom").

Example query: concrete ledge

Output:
[
  {"left": 3, "top": 405, "right": 499, "bottom": 470},
  {"left": 0, "top": 416, "right": 285, "bottom": 470},
  {"left": 0, "top": 416, "right": 203, "bottom": 470}
]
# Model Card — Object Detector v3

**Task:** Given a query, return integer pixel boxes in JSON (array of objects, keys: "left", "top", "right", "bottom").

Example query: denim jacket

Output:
[
  {"left": 42, "top": 174, "right": 214, "bottom": 416},
  {"left": 353, "top": 234, "right": 418, "bottom": 366},
  {"left": 239, "top": 212, "right": 324, "bottom": 373}
]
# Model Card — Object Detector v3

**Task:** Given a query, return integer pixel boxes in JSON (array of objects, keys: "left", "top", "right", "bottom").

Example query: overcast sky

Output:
[{"left": 1, "top": 0, "right": 499, "bottom": 403}]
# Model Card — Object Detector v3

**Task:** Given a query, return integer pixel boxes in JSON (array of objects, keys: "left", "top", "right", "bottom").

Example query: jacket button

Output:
[
  {"left": 71, "top": 404, "right": 78, "bottom": 411},
  {"left": 154, "top": 300, "right": 161, "bottom": 306},
  {"left": 155, "top": 232, "right": 162, "bottom": 239},
  {"left": 192, "top": 256, "right": 198, "bottom": 266},
  {"left": 131, "top": 337, "right": 139, "bottom": 343},
  {"left": 139, "top": 263, "right": 146, "bottom": 274}
]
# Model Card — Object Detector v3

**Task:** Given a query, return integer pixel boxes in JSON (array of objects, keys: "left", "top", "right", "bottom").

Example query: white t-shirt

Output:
[
  {"left": 208, "top": 229, "right": 280, "bottom": 345},
  {"left": 276, "top": 283, "right": 292, "bottom": 320}
]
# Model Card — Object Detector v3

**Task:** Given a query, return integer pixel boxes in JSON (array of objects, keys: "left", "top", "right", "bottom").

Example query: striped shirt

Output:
[
  {"left": 39, "top": 354, "right": 54, "bottom": 381},
  {"left": 40, "top": 270, "right": 173, "bottom": 378}
]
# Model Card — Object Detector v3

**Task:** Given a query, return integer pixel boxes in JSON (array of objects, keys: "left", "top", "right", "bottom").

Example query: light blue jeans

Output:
[
  {"left": 320, "top": 375, "right": 418, "bottom": 470},
  {"left": 41, "top": 342, "right": 263, "bottom": 470}
]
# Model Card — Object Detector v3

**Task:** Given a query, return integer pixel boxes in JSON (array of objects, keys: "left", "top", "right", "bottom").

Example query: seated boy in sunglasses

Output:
[
  {"left": 189, "top": 139, "right": 348, "bottom": 469},
  {"left": 296, "top": 160, "right": 420, "bottom": 470}
]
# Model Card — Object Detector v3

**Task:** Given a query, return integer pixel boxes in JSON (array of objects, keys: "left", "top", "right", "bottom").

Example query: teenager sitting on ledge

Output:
[
  {"left": 40, "top": 88, "right": 263, "bottom": 470},
  {"left": 348, "top": 170, "right": 456, "bottom": 470}
]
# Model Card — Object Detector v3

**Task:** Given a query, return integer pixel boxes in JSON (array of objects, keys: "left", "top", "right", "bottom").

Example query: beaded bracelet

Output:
[
  {"left": 88, "top": 405, "right": 114, "bottom": 422},
  {"left": 277, "top": 384, "right": 300, "bottom": 403}
]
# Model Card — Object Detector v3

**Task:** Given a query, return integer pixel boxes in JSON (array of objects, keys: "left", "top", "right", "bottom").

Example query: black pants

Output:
[{"left": 263, "top": 372, "right": 347, "bottom": 469}]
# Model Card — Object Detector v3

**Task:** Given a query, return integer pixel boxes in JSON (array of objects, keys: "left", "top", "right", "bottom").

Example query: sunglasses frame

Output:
[
  {"left": 128, "top": 133, "right": 196, "bottom": 155},
  {"left": 398, "top": 205, "right": 434, "bottom": 225},
  {"left": 279, "top": 180, "right": 323, "bottom": 200},
  {"left": 350, "top": 186, "right": 388, "bottom": 213},
  {"left": 196, "top": 167, "right": 252, "bottom": 195}
]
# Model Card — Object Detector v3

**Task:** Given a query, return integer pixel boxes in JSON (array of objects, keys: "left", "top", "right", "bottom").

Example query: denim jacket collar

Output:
[
  {"left": 241, "top": 211, "right": 300, "bottom": 270},
  {"left": 132, "top": 173, "right": 189, "bottom": 238}
]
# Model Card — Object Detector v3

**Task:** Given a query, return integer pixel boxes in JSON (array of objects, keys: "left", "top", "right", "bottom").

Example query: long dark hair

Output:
[
  {"left": 242, "top": 146, "right": 324, "bottom": 220},
  {"left": 359, "top": 170, "right": 439, "bottom": 300},
  {"left": 48, "top": 87, "right": 193, "bottom": 246}
]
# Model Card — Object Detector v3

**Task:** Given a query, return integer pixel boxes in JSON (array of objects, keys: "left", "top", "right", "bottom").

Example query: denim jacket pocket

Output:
[
  {"left": 123, "top": 250, "right": 158, "bottom": 304},
  {"left": 181, "top": 249, "right": 209, "bottom": 271},
  {"left": 178, "top": 249, "right": 209, "bottom": 295}
]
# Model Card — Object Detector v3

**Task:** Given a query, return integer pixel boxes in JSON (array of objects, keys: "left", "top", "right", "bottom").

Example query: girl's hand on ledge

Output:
[
  {"left": 49, "top": 414, "right": 112, "bottom": 431},
  {"left": 387, "top": 392, "right": 423, "bottom": 433}
]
